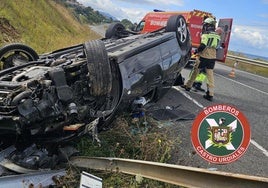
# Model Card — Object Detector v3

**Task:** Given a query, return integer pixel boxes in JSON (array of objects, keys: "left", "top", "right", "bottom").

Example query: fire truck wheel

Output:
[
  {"left": 84, "top": 40, "right": 112, "bottom": 96},
  {"left": 105, "top": 22, "right": 126, "bottom": 39},
  {"left": 166, "top": 15, "right": 189, "bottom": 48},
  {"left": 0, "top": 43, "right": 39, "bottom": 70}
]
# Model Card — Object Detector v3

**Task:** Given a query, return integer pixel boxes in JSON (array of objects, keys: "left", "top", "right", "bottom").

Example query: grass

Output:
[
  {"left": 0, "top": 0, "right": 101, "bottom": 54},
  {"left": 61, "top": 114, "right": 182, "bottom": 188},
  {"left": 77, "top": 114, "right": 179, "bottom": 162}
]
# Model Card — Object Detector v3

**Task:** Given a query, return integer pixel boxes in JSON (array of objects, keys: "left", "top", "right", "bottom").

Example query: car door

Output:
[{"left": 216, "top": 18, "right": 233, "bottom": 62}]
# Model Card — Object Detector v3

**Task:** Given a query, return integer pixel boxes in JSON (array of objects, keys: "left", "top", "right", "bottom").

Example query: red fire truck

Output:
[{"left": 135, "top": 9, "right": 233, "bottom": 63}]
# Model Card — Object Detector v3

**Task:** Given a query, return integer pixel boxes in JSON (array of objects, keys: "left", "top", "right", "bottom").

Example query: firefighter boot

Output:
[
  {"left": 181, "top": 85, "right": 191, "bottom": 91},
  {"left": 203, "top": 91, "right": 213, "bottom": 101},
  {"left": 193, "top": 82, "right": 205, "bottom": 92}
]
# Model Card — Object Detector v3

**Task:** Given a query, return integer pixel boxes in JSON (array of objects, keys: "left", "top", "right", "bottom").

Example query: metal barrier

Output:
[
  {"left": 71, "top": 156, "right": 268, "bottom": 188},
  {"left": 227, "top": 54, "right": 268, "bottom": 68}
]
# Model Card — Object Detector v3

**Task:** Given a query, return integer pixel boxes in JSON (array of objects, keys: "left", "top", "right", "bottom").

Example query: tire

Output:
[
  {"left": 0, "top": 43, "right": 39, "bottom": 70},
  {"left": 105, "top": 22, "right": 126, "bottom": 39},
  {"left": 166, "top": 15, "right": 189, "bottom": 49},
  {"left": 84, "top": 40, "right": 112, "bottom": 96}
]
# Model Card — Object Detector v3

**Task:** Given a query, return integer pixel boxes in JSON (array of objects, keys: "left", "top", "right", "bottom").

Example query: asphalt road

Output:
[
  {"left": 89, "top": 24, "right": 109, "bottom": 37},
  {"left": 156, "top": 62, "right": 268, "bottom": 177}
]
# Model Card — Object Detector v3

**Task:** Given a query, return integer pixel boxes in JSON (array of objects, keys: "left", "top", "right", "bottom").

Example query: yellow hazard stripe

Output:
[{"left": 192, "top": 10, "right": 213, "bottom": 18}]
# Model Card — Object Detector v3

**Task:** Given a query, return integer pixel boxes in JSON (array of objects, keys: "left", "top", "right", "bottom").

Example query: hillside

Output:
[
  {"left": 0, "top": 0, "right": 101, "bottom": 53},
  {"left": 57, "top": 0, "right": 116, "bottom": 24}
]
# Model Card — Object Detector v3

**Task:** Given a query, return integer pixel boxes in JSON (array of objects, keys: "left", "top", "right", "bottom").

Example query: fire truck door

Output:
[{"left": 216, "top": 18, "right": 233, "bottom": 62}]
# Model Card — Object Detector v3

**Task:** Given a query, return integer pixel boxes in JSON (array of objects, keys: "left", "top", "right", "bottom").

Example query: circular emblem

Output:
[{"left": 191, "top": 104, "right": 251, "bottom": 164}]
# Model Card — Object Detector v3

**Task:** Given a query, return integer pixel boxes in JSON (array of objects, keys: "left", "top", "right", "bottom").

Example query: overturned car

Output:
[{"left": 0, "top": 15, "right": 191, "bottom": 170}]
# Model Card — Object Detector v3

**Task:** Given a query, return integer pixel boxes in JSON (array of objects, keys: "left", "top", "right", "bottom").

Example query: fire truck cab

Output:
[{"left": 135, "top": 9, "right": 232, "bottom": 63}]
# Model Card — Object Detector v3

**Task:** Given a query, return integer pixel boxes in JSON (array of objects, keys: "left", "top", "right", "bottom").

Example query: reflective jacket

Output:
[{"left": 197, "top": 32, "right": 221, "bottom": 59}]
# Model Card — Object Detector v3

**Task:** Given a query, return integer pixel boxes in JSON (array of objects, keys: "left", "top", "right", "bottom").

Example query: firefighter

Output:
[
  {"left": 192, "top": 26, "right": 224, "bottom": 92},
  {"left": 181, "top": 17, "right": 221, "bottom": 101}
]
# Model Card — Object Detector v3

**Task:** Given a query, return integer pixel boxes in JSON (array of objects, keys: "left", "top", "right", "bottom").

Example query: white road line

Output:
[
  {"left": 173, "top": 86, "right": 204, "bottom": 108},
  {"left": 173, "top": 86, "right": 268, "bottom": 158},
  {"left": 250, "top": 140, "right": 268, "bottom": 157},
  {"left": 215, "top": 73, "right": 268, "bottom": 96}
]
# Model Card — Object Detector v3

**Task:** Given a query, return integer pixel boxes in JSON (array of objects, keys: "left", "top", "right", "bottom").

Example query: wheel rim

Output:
[
  {"left": 177, "top": 17, "right": 187, "bottom": 44},
  {"left": 0, "top": 50, "right": 35, "bottom": 69},
  {"left": 115, "top": 26, "right": 124, "bottom": 38}
]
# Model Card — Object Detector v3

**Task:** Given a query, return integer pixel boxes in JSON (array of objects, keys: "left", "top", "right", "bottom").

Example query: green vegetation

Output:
[
  {"left": 56, "top": 0, "right": 115, "bottom": 24},
  {"left": 0, "top": 0, "right": 101, "bottom": 54},
  {"left": 57, "top": 0, "right": 135, "bottom": 30},
  {"left": 63, "top": 114, "right": 182, "bottom": 187},
  {"left": 121, "top": 19, "right": 135, "bottom": 30},
  {"left": 224, "top": 52, "right": 268, "bottom": 77},
  {"left": 78, "top": 115, "right": 178, "bottom": 162}
]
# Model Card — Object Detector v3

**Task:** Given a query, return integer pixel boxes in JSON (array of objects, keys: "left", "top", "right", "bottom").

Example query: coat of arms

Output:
[{"left": 211, "top": 126, "right": 231, "bottom": 145}]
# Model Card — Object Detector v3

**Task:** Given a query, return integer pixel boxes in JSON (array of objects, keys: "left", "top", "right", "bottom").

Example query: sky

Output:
[{"left": 77, "top": 0, "right": 268, "bottom": 58}]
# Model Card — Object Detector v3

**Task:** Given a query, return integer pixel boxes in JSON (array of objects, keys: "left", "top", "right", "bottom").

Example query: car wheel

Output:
[
  {"left": 84, "top": 40, "right": 112, "bottom": 96},
  {"left": 105, "top": 22, "right": 127, "bottom": 39},
  {"left": 0, "top": 43, "right": 39, "bottom": 70},
  {"left": 166, "top": 15, "right": 189, "bottom": 49}
]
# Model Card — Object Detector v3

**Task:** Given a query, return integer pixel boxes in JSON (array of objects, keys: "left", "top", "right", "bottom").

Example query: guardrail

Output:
[
  {"left": 71, "top": 157, "right": 268, "bottom": 188},
  {"left": 226, "top": 54, "right": 268, "bottom": 68}
]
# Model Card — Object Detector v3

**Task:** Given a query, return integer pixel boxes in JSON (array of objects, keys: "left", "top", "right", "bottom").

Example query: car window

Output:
[{"left": 136, "top": 21, "right": 145, "bottom": 32}]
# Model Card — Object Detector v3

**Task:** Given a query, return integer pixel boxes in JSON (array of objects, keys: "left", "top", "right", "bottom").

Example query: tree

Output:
[{"left": 120, "top": 19, "right": 134, "bottom": 30}]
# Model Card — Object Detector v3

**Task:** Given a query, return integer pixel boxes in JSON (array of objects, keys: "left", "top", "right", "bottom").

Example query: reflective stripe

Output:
[
  {"left": 201, "top": 33, "right": 221, "bottom": 48},
  {"left": 195, "top": 72, "right": 207, "bottom": 82}
]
